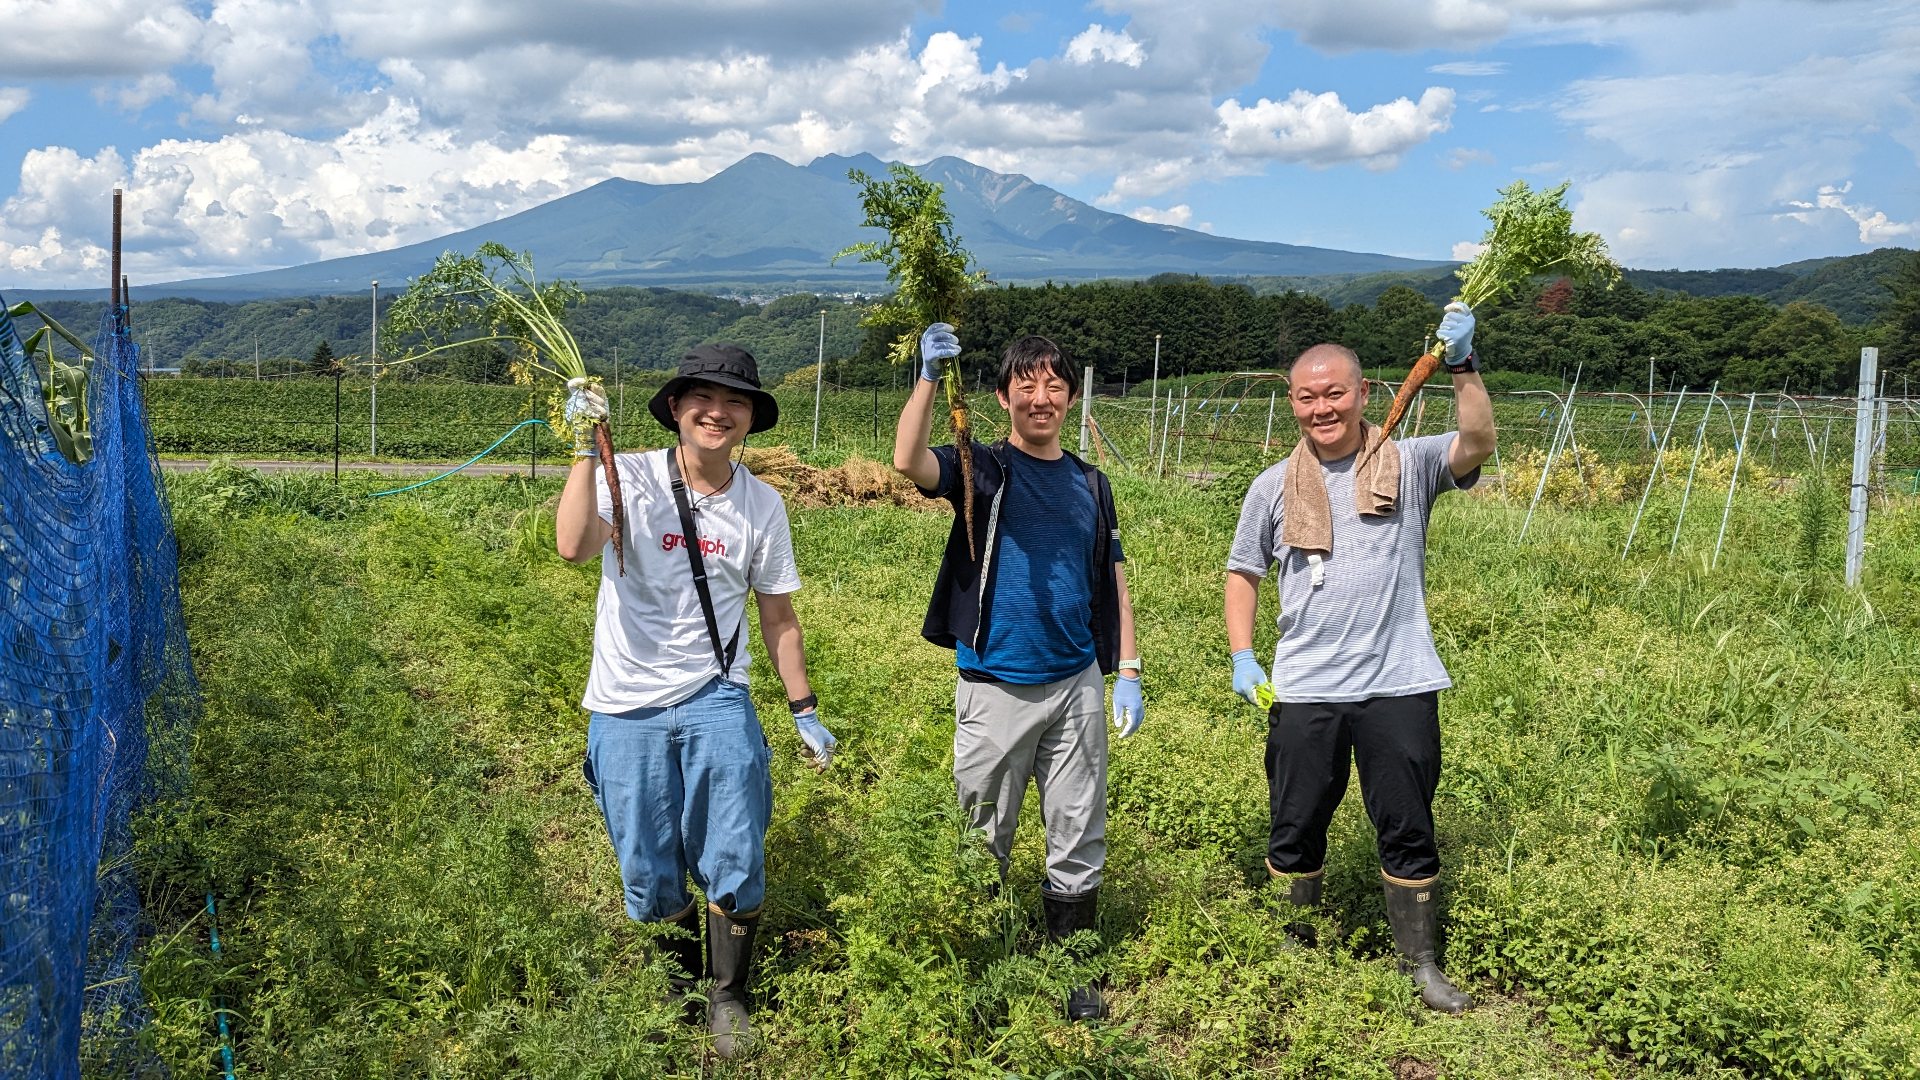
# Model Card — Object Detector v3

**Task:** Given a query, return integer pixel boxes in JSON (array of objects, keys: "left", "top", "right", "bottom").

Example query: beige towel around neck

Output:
[{"left": 1279, "top": 421, "right": 1400, "bottom": 557}]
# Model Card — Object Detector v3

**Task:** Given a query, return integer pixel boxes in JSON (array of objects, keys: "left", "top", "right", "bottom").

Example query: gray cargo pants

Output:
[{"left": 953, "top": 662, "right": 1107, "bottom": 895}]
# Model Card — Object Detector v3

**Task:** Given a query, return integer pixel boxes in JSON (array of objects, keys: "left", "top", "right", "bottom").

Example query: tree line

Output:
[
  {"left": 847, "top": 255, "right": 1920, "bottom": 396},
  {"left": 20, "top": 248, "right": 1919, "bottom": 395}
]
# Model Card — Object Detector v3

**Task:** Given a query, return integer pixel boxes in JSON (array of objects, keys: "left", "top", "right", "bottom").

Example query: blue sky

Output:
[{"left": 1, "top": 0, "right": 1915, "bottom": 289}]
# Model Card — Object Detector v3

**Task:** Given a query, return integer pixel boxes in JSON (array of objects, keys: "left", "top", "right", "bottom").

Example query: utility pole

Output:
[
  {"left": 254, "top": 336, "right": 260, "bottom": 379},
  {"left": 369, "top": 279, "right": 379, "bottom": 457}
]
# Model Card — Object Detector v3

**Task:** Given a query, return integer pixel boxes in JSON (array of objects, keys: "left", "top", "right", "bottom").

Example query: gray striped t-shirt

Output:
[{"left": 1226, "top": 433, "right": 1476, "bottom": 703}]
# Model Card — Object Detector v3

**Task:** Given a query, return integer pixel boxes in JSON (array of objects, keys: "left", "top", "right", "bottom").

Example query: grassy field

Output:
[{"left": 120, "top": 458, "right": 1920, "bottom": 1078}]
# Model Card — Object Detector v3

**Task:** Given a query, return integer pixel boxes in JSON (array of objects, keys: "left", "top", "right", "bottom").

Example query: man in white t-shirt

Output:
[
  {"left": 1224, "top": 306, "right": 1494, "bottom": 1015},
  {"left": 555, "top": 343, "right": 834, "bottom": 1058}
]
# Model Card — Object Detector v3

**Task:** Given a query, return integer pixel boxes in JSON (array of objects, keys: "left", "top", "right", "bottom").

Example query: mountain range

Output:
[{"left": 102, "top": 153, "right": 1446, "bottom": 301}]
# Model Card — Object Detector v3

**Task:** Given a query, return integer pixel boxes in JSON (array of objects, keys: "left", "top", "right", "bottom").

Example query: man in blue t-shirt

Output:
[{"left": 893, "top": 326, "right": 1144, "bottom": 1022}]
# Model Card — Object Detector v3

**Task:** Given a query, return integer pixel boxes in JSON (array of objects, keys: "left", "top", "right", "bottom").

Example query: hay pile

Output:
[{"left": 741, "top": 447, "right": 941, "bottom": 510}]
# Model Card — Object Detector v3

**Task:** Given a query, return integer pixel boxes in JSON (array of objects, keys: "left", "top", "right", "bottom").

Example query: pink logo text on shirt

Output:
[{"left": 662, "top": 532, "right": 727, "bottom": 557}]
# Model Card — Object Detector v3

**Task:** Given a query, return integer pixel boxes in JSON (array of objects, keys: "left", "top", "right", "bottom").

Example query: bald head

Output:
[{"left": 1289, "top": 343, "right": 1364, "bottom": 385}]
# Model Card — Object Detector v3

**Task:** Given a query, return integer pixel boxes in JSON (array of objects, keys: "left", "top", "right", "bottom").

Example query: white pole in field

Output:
[
  {"left": 1846, "top": 348, "right": 1879, "bottom": 587},
  {"left": 811, "top": 309, "right": 825, "bottom": 452},
  {"left": 1175, "top": 387, "right": 1189, "bottom": 473},
  {"left": 1669, "top": 381, "right": 1719, "bottom": 556},
  {"left": 1263, "top": 391, "right": 1276, "bottom": 452},
  {"left": 1148, "top": 334, "right": 1161, "bottom": 460},
  {"left": 1711, "top": 392, "right": 1758, "bottom": 569},
  {"left": 1519, "top": 393, "right": 1577, "bottom": 542},
  {"left": 1079, "top": 364, "right": 1094, "bottom": 455},
  {"left": 1157, "top": 388, "right": 1173, "bottom": 478},
  {"left": 369, "top": 279, "right": 379, "bottom": 457},
  {"left": 1623, "top": 387, "right": 1688, "bottom": 558},
  {"left": 614, "top": 346, "right": 622, "bottom": 441}
]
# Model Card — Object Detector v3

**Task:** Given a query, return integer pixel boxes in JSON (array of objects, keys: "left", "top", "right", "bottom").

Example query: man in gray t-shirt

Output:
[{"left": 1224, "top": 307, "right": 1495, "bottom": 1014}]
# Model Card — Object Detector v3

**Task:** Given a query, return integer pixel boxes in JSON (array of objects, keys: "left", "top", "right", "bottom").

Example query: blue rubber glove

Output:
[
  {"left": 918, "top": 322, "right": 960, "bottom": 382},
  {"left": 794, "top": 707, "right": 836, "bottom": 772},
  {"left": 1112, "top": 674, "right": 1144, "bottom": 738},
  {"left": 1231, "top": 649, "right": 1269, "bottom": 707},
  {"left": 1436, "top": 302, "right": 1476, "bottom": 373}
]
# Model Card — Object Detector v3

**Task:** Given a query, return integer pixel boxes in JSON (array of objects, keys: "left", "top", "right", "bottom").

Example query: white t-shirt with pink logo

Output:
[{"left": 582, "top": 448, "right": 801, "bottom": 713}]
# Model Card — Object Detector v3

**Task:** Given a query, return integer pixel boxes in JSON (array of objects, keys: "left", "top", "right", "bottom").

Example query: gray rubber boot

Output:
[
  {"left": 1041, "top": 887, "right": 1107, "bottom": 1022},
  {"left": 706, "top": 904, "right": 759, "bottom": 1058},
  {"left": 1381, "top": 876, "right": 1473, "bottom": 1014},
  {"left": 661, "top": 902, "right": 703, "bottom": 1025}
]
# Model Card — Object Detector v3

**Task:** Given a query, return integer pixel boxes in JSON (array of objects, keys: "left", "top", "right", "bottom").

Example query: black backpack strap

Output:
[{"left": 666, "top": 449, "right": 740, "bottom": 676}]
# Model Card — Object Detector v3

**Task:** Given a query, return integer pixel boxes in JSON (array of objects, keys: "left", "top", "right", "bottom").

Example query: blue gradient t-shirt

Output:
[{"left": 953, "top": 445, "right": 1119, "bottom": 684}]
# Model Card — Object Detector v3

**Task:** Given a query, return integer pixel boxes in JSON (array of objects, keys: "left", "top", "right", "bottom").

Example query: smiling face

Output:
[
  {"left": 998, "top": 363, "right": 1077, "bottom": 453},
  {"left": 670, "top": 379, "right": 755, "bottom": 454},
  {"left": 1289, "top": 345, "right": 1369, "bottom": 459}
]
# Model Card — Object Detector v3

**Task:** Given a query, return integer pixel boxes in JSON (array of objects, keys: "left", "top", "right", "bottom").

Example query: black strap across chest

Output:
[{"left": 666, "top": 449, "right": 740, "bottom": 676}]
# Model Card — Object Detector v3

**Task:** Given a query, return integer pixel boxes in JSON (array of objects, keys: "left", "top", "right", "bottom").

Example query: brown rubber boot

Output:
[{"left": 1381, "top": 874, "right": 1473, "bottom": 1014}]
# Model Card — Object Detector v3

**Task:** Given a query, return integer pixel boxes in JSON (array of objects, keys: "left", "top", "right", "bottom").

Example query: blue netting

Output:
[{"left": 0, "top": 293, "right": 198, "bottom": 1079}]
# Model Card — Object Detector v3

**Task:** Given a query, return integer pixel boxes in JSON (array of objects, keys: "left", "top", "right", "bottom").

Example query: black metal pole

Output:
[
  {"left": 872, "top": 388, "right": 879, "bottom": 441},
  {"left": 531, "top": 418, "right": 538, "bottom": 480},
  {"left": 334, "top": 370, "right": 341, "bottom": 483}
]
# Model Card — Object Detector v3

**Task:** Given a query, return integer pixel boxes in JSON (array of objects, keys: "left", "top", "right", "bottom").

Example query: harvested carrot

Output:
[
  {"left": 593, "top": 420, "right": 623, "bottom": 574},
  {"left": 1379, "top": 352, "right": 1441, "bottom": 442},
  {"left": 837, "top": 165, "right": 987, "bottom": 557}
]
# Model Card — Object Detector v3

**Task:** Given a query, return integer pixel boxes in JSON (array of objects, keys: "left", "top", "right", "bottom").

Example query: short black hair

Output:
[{"left": 996, "top": 335, "right": 1079, "bottom": 398}]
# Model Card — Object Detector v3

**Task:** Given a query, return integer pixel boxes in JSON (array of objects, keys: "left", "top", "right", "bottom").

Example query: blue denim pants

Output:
[{"left": 584, "top": 676, "right": 773, "bottom": 921}]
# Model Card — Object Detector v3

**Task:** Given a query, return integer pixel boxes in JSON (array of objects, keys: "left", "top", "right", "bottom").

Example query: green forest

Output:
[{"left": 26, "top": 246, "right": 1920, "bottom": 395}]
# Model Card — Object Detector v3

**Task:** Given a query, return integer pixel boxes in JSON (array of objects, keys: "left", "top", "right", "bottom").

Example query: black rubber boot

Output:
[
  {"left": 1381, "top": 876, "right": 1473, "bottom": 1014},
  {"left": 1041, "top": 887, "right": 1107, "bottom": 1022},
  {"left": 660, "top": 902, "right": 703, "bottom": 1025},
  {"left": 706, "top": 904, "right": 759, "bottom": 1059},
  {"left": 1278, "top": 865, "right": 1323, "bottom": 947}
]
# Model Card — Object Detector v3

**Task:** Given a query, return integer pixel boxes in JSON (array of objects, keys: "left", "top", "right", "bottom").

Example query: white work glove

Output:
[
  {"left": 1437, "top": 302, "right": 1477, "bottom": 374},
  {"left": 918, "top": 323, "right": 960, "bottom": 383},
  {"left": 564, "top": 377, "right": 610, "bottom": 457},
  {"left": 794, "top": 706, "right": 837, "bottom": 773}
]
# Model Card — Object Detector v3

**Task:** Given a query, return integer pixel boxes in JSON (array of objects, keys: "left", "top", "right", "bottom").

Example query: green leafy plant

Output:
[
  {"left": 5, "top": 299, "right": 97, "bottom": 463},
  {"left": 1378, "top": 181, "right": 1622, "bottom": 441},
  {"left": 384, "top": 244, "right": 630, "bottom": 571},
  {"left": 835, "top": 164, "right": 987, "bottom": 551}
]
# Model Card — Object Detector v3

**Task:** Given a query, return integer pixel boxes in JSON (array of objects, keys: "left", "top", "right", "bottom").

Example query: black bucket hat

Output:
[{"left": 649, "top": 343, "right": 779, "bottom": 435}]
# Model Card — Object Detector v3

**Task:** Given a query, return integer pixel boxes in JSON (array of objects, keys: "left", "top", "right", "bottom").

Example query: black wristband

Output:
[
  {"left": 788, "top": 693, "right": 818, "bottom": 715},
  {"left": 1443, "top": 351, "right": 1479, "bottom": 375}
]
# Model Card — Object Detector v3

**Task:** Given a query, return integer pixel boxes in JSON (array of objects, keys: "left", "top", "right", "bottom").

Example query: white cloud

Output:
[
  {"left": 1129, "top": 203, "right": 1192, "bottom": 226},
  {"left": 0, "top": 0, "right": 201, "bottom": 77},
  {"left": 1065, "top": 24, "right": 1147, "bottom": 67},
  {"left": 1217, "top": 87, "right": 1455, "bottom": 169},
  {"left": 1452, "top": 240, "right": 1486, "bottom": 260},
  {"left": 1444, "top": 147, "right": 1496, "bottom": 169},
  {"left": 1428, "top": 61, "right": 1507, "bottom": 76},
  {"left": 0, "top": 89, "right": 28, "bottom": 124},
  {"left": 1785, "top": 182, "right": 1919, "bottom": 244}
]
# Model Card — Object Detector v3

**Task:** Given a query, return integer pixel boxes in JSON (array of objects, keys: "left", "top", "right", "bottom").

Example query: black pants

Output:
[{"left": 1264, "top": 692, "right": 1442, "bottom": 882}]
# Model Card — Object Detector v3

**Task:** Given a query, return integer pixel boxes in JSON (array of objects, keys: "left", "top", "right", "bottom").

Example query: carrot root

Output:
[
  {"left": 594, "top": 421, "right": 625, "bottom": 575},
  {"left": 1380, "top": 352, "right": 1442, "bottom": 441}
]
